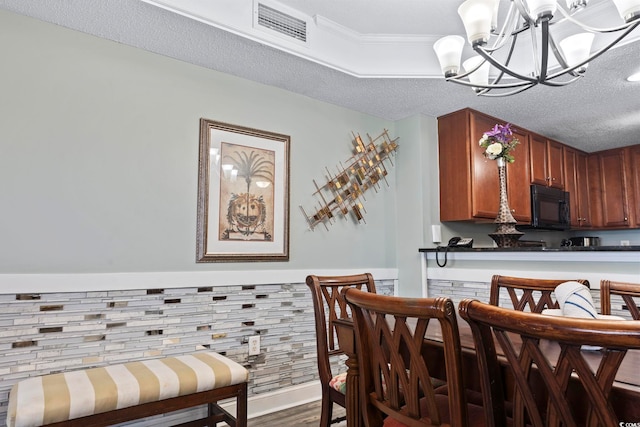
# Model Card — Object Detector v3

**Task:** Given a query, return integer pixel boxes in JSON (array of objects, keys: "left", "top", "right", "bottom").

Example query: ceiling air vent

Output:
[{"left": 257, "top": 3, "right": 307, "bottom": 43}]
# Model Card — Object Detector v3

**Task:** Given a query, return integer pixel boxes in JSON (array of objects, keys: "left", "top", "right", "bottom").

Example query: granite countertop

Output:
[{"left": 419, "top": 246, "right": 640, "bottom": 252}]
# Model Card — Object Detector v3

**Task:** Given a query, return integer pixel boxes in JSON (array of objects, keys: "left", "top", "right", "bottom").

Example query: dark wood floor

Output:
[{"left": 247, "top": 400, "right": 346, "bottom": 427}]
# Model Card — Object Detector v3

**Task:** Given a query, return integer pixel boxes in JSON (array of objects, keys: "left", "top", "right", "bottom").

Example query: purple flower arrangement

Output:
[{"left": 479, "top": 123, "right": 520, "bottom": 163}]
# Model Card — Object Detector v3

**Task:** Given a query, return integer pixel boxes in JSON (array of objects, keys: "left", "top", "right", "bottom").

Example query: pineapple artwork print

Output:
[{"left": 218, "top": 142, "right": 275, "bottom": 241}]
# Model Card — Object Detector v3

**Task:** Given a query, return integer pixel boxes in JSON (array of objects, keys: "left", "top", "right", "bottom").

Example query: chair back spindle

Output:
[
  {"left": 489, "top": 275, "right": 590, "bottom": 313},
  {"left": 306, "top": 273, "right": 377, "bottom": 427},
  {"left": 600, "top": 280, "right": 640, "bottom": 319},
  {"left": 344, "top": 289, "right": 483, "bottom": 427},
  {"left": 460, "top": 299, "right": 640, "bottom": 427}
]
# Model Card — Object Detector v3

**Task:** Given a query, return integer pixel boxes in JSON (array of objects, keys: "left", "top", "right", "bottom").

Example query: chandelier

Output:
[{"left": 433, "top": 0, "right": 640, "bottom": 96}]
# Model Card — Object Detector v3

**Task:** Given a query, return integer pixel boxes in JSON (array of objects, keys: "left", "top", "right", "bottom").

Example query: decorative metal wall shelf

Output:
[{"left": 300, "top": 129, "right": 399, "bottom": 230}]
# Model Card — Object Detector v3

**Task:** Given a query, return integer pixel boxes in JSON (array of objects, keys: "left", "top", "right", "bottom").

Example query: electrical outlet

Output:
[
  {"left": 620, "top": 240, "right": 630, "bottom": 246},
  {"left": 248, "top": 335, "right": 260, "bottom": 356}
]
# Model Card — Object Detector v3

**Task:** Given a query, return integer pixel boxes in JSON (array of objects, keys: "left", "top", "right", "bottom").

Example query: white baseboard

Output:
[{"left": 222, "top": 381, "right": 322, "bottom": 419}]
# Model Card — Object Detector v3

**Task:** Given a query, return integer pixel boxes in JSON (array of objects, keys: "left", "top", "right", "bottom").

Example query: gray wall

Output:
[
  {"left": 1, "top": 6, "right": 636, "bottom": 296},
  {"left": 393, "top": 115, "right": 439, "bottom": 296},
  {"left": 0, "top": 9, "right": 399, "bottom": 276}
]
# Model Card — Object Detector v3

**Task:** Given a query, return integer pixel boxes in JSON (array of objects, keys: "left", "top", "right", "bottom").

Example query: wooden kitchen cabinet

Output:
[
  {"left": 597, "top": 146, "right": 635, "bottom": 228},
  {"left": 506, "top": 127, "right": 531, "bottom": 222},
  {"left": 438, "top": 108, "right": 531, "bottom": 223},
  {"left": 630, "top": 145, "right": 640, "bottom": 226},
  {"left": 563, "top": 146, "right": 592, "bottom": 228},
  {"left": 575, "top": 150, "right": 592, "bottom": 227},
  {"left": 437, "top": 108, "right": 639, "bottom": 230},
  {"left": 530, "top": 134, "right": 564, "bottom": 189}
]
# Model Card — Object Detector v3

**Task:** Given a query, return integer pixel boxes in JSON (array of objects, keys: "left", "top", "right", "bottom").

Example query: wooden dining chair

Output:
[
  {"left": 343, "top": 289, "right": 485, "bottom": 427},
  {"left": 459, "top": 298, "right": 640, "bottom": 427},
  {"left": 600, "top": 280, "right": 640, "bottom": 319},
  {"left": 489, "top": 274, "right": 590, "bottom": 313},
  {"left": 306, "top": 273, "right": 377, "bottom": 427}
]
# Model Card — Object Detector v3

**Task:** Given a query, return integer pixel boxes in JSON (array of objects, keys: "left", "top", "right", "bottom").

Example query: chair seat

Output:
[
  {"left": 306, "top": 273, "right": 377, "bottom": 427},
  {"left": 383, "top": 394, "right": 486, "bottom": 427},
  {"left": 328, "top": 371, "right": 347, "bottom": 394},
  {"left": 329, "top": 370, "right": 443, "bottom": 397}
]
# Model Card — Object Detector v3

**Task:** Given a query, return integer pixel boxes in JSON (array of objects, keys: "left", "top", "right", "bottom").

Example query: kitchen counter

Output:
[
  {"left": 419, "top": 246, "right": 639, "bottom": 289},
  {"left": 419, "top": 246, "right": 640, "bottom": 252}
]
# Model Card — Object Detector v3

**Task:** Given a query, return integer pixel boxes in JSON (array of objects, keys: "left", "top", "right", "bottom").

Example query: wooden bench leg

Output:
[
  {"left": 236, "top": 382, "right": 248, "bottom": 427},
  {"left": 206, "top": 382, "right": 247, "bottom": 427}
]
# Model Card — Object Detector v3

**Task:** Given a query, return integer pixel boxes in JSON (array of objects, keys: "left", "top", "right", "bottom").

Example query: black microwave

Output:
[{"left": 530, "top": 184, "right": 570, "bottom": 230}]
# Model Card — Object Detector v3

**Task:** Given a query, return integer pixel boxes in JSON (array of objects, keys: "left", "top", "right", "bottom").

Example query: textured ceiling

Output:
[{"left": 1, "top": 0, "right": 639, "bottom": 153}]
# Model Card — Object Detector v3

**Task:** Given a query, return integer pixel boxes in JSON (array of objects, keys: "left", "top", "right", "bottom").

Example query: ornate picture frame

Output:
[{"left": 196, "top": 119, "right": 290, "bottom": 262}]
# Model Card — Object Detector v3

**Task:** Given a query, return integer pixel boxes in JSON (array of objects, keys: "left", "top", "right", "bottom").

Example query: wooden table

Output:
[{"left": 335, "top": 316, "right": 640, "bottom": 427}]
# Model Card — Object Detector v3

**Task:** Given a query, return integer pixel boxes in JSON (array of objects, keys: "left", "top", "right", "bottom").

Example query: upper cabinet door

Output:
[
  {"left": 506, "top": 128, "right": 531, "bottom": 222},
  {"left": 529, "top": 135, "right": 564, "bottom": 189},
  {"left": 563, "top": 147, "right": 591, "bottom": 228},
  {"left": 563, "top": 147, "right": 580, "bottom": 227},
  {"left": 630, "top": 145, "right": 640, "bottom": 227},
  {"left": 575, "top": 151, "right": 592, "bottom": 228},
  {"left": 599, "top": 149, "right": 631, "bottom": 228},
  {"left": 547, "top": 140, "right": 565, "bottom": 189},
  {"left": 529, "top": 135, "right": 549, "bottom": 186},
  {"left": 469, "top": 111, "right": 501, "bottom": 219}
]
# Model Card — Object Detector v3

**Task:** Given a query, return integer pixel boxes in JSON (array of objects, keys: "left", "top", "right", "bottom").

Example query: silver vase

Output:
[{"left": 489, "top": 157, "right": 524, "bottom": 248}]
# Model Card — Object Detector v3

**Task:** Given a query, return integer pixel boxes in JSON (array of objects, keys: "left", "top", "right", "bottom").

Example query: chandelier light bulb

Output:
[
  {"left": 611, "top": 0, "right": 640, "bottom": 22},
  {"left": 433, "top": 35, "right": 466, "bottom": 77},
  {"left": 524, "top": 0, "right": 557, "bottom": 20},
  {"left": 458, "top": 0, "right": 498, "bottom": 46},
  {"left": 463, "top": 56, "right": 491, "bottom": 92},
  {"left": 558, "top": 33, "right": 595, "bottom": 72}
]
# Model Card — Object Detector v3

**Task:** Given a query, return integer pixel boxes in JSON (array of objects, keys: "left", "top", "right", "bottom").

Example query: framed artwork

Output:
[{"left": 196, "top": 119, "right": 290, "bottom": 262}]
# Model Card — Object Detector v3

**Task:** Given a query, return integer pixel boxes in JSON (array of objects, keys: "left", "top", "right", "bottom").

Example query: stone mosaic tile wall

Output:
[
  {"left": 427, "top": 278, "right": 631, "bottom": 318},
  {"left": 0, "top": 279, "right": 395, "bottom": 427}
]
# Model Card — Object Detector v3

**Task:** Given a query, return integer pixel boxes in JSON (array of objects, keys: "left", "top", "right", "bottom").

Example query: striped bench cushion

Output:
[{"left": 7, "top": 352, "right": 249, "bottom": 427}]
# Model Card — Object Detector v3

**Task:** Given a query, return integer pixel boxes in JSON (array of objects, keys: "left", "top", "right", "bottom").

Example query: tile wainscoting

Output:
[
  {"left": 427, "top": 278, "right": 630, "bottom": 319},
  {"left": 0, "top": 272, "right": 396, "bottom": 427},
  {"left": 422, "top": 250, "right": 638, "bottom": 318}
]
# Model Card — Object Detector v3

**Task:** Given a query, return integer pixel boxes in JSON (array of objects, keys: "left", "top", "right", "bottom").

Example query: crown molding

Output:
[{"left": 141, "top": 0, "right": 443, "bottom": 78}]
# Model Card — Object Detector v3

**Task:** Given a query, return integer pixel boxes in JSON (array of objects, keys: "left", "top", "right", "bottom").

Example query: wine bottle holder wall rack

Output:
[{"left": 300, "top": 129, "right": 399, "bottom": 230}]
